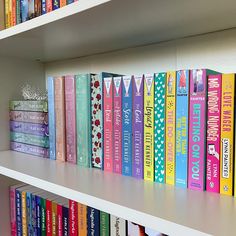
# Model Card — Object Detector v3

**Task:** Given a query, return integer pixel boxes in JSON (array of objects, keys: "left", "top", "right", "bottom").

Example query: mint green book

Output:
[
  {"left": 76, "top": 74, "right": 92, "bottom": 167},
  {"left": 100, "top": 211, "right": 110, "bottom": 236}
]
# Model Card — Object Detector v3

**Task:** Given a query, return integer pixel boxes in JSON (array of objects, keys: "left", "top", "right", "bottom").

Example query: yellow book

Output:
[
  {"left": 21, "top": 191, "right": 27, "bottom": 236},
  {"left": 78, "top": 203, "right": 87, "bottom": 236},
  {"left": 144, "top": 74, "right": 155, "bottom": 181},
  {"left": 5, "top": 0, "right": 9, "bottom": 28},
  {"left": 165, "top": 71, "right": 176, "bottom": 185},
  {"left": 8, "top": 0, "right": 12, "bottom": 27},
  {"left": 220, "top": 74, "right": 235, "bottom": 196},
  {"left": 52, "top": 201, "right": 57, "bottom": 236}
]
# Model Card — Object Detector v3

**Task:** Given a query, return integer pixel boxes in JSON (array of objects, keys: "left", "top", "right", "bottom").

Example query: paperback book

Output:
[{"left": 10, "top": 111, "right": 48, "bottom": 124}]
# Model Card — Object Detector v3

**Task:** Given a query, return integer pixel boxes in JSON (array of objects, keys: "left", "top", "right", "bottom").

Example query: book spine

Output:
[
  {"left": 21, "top": 191, "right": 27, "bottom": 236},
  {"left": 15, "top": 190, "right": 22, "bottom": 236},
  {"left": 132, "top": 75, "right": 144, "bottom": 179},
  {"left": 46, "top": 0, "right": 52, "bottom": 12},
  {"left": 87, "top": 207, "right": 100, "bottom": 236},
  {"left": 110, "top": 216, "right": 126, "bottom": 236},
  {"left": 220, "top": 74, "right": 235, "bottom": 195},
  {"left": 8, "top": 0, "right": 12, "bottom": 27},
  {"left": 10, "top": 132, "right": 49, "bottom": 148},
  {"left": 16, "top": 0, "right": 21, "bottom": 24},
  {"left": 46, "top": 199, "right": 52, "bottom": 236},
  {"left": 20, "top": 0, "right": 28, "bottom": 22},
  {"left": 76, "top": 74, "right": 91, "bottom": 167},
  {"left": 69, "top": 200, "right": 78, "bottom": 236},
  {"left": 65, "top": 75, "right": 77, "bottom": 164},
  {"left": 53, "top": 0, "right": 59, "bottom": 10},
  {"left": 36, "top": 196, "right": 41, "bottom": 236},
  {"left": 188, "top": 69, "right": 207, "bottom": 191},
  {"left": 34, "top": 0, "right": 42, "bottom": 17},
  {"left": 103, "top": 76, "right": 113, "bottom": 172},
  {"left": 10, "top": 111, "right": 48, "bottom": 124},
  {"left": 206, "top": 74, "right": 222, "bottom": 193},
  {"left": 10, "top": 186, "right": 17, "bottom": 236},
  {"left": 62, "top": 206, "right": 69, "bottom": 236},
  {"left": 113, "top": 76, "right": 122, "bottom": 174},
  {"left": 31, "top": 194, "right": 37, "bottom": 236},
  {"left": 165, "top": 71, "right": 176, "bottom": 185},
  {"left": 52, "top": 201, "right": 57, "bottom": 236},
  {"left": 60, "top": 0, "right": 66, "bottom": 7},
  {"left": 10, "top": 141, "right": 49, "bottom": 158},
  {"left": 28, "top": 0, "right": 35, "bottom": 19},
  {"left": 100, "top": 211, "right": 109, "bottom": 236},
  {"left": 78, "top": 203, "right": 87, "bottom": 236},
  {"left": 154, "top": 73, "right": 166, "bottom": 183},
  {"left": 144, "top": 74, "right": 155, "bottom": 181},
  {"left": 57, "top": 204, "right": 63, "bottom": 236},
  {"left": 26, "top": 192, "right": 31, "bottom": 236},
  {"left": 10, "top": 121, "right": 48, "bottom": 136},
  {"left": 91, "top": 74, "right": 103, "bottom": 169},
  {"left": 42, "top": 0, "right": 47, "bottom": 14},
  {"left": 66, "top": 0, "right": 73, "bottom": 4},
  {"left": 10, "top": 101, "right": 48, "bottom": 112},
  {"left": 41, "top": 198, "right": 46, "bottom": 236},
  {"left": 175, "top": 70, "right": 189, "bottom": 188},
  {"left": 122, "top": 76, "right": 132, "bottom": 176},
  {"left": 12, "top": 0, "right": 16, "bottom": 26},
  {"left": 5, "top": 0, "right": 9, "bottom": 28},
  {"left": 48, "top": 77, "right": 56, "bottom": 160},
  {"left": 55, "top": 76, "right": 66, "bottom": 162}
]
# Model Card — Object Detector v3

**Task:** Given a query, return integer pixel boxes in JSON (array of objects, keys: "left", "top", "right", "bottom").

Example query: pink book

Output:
[
  {"left": 206, "top": 74, "right": 222, "bottom": 193},
  {"left": 103, "top": 76, "right": 113, "bottom": 172},
  {"left": 55, "top": 76, "right": 66, "bottom": 162},
  {"left": 65, "top": 76, "right": 77, "bottom": 164},
  {"left": 113, "top": 76, "right": 122, "bottom": 174}
]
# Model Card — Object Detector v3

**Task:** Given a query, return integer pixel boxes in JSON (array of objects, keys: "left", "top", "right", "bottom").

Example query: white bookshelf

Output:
[{"left": 0, "top": 0, "right": 236, "bottom": 235}]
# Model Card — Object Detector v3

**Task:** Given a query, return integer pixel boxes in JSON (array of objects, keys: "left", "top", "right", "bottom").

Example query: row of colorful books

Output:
[
  {"left": 47, "top": 70, "right": 236, "bottom": 196},
  {"left": 9, "top": 100, "right": 49, "bottom": 157},
  {"left": 0, "top": 0, "right": 77, "bottom": 30},
  {"left": 10, "top": 183, "right": 166, "bottom": 236}
]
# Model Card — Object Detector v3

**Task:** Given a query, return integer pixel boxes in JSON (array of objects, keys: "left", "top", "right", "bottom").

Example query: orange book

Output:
[
  {"left": 60, "top": 0, "right": 66, "bottom": 7},
  {"left": 78, "top": 203, "right": 87, "bottom": 236},
  {"left": 12, "top": 0, "right": 16, "bottom": 26},
  {"left": 54, "top": 76, "right": 66, "bottom": 162},
  {"left": 51, "top": 201, "right": 57, "bottom": 236},
  {"left": 0, "top": 0, "right": 5, "bottom": 30}
]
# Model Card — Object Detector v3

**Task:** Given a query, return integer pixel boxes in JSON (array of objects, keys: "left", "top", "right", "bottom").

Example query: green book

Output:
[
  {"left": 100, "top": 211, "right": 110, "bottom": 236},
  {"left": 41, "top": 198, "right": 46, "bottom": 236},
  {"left": 10, "top": 100, "right": 48, "bottom": 112},
  {"left": 76, "top": 74, "right": 92, "bottom": 168}
]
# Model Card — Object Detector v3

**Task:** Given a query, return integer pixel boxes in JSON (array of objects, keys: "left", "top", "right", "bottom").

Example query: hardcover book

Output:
[
  {"left": 220, "top": 74, "right": 235, "bottom": 196},
  {"left": 87, "top": 207, "right": 100, "bottom": 236},
  {"left": 76, "top": 74, "right": 92, "bottom": 167},
  {"left": 21, "top": 189, "right": 28, "bottom": 236},
  {"left": 91, "top": 74, "right": 103, "bottom": 169},
  {"left": 20, "top": 0, "right": 28, "bottom": 22},
  {"left": 54, "top": 76, "right": 66, "bottom": 162},
  {"left": 12, "top": 0, "right": 16, "bottom": 26},
  {"left": 28, "top": 0, "right": 34, "bottom": 19},
  {"left": 60, "top": 0, "right": 66, "bottom": 7},
  {"left": 144, "top": 74, "right": 154, "bottom": 181},
  {"left": 65, "top": 75, "right": 77, "bottom": 164},
  {"left": 69, "top": 200, "right": 78, "bottom": 236},
  {"left": 100, "top": 211, "right": 109, "bottom": 236},
  {"left": 51, "top": 201, "right": 57, "bottom": 236},
  {"left": 188, "top": 69, "right": 218, "bottom": 191},
  {"left": 10, "top": 111, "right": 48, "bottom": 124},
  {"left": 110, "top": 216, "right": 126, "bottom": 236},
  {"left": 8, "top": 0, "right": 12, "bottom": 27},
  {"left": 122, "top": 75, "right": 132, "bottom": 176},
  {"left": 165, "top": 71, "right": 176, "bottom": 185},
  {"left": 175, "top": 70, "right": 189, "bottom": 188},
  {"left": 48, "top": 77, "right": 56, "bottom": 160},
  {"left": 16, "top": 0, "right": 21, "bottom": 24},
  {"left": 206, "top": 74, "right": 222, "bottom": 193},
  {"left": 57, "top": 203, "right": 63, "bottom": 236},
  {"left": 62, "top": 205, "right": 69, "bottom": 236},
  {"left": 132, "top": 75, "right": 144, "bottom": 179},
  {"left": 46, "top": 0, "right": 52, "bottom": 12},
  {"left": 78, "top": 203, "right": 87, "bottom": 236},
  {"left": 103, "top": 76, "right": 113, "bottom": 172},
  {"left": 154, "top": 73, "right": 166, "bottom": 184},
  {"left": 35, "top": 0, "right": 42, "bottom": 17},
  {"left": 113, "top": 76, "right": 122, "bottom": 174},
  {"left": 10, "top": 100, "right": 48, "bottom": 112},
  {"left": 53, "top": 0, "right": 59, "bottom": 10},
  {"left": 42, "top": 0, "right": 46, "bottom": 14}
]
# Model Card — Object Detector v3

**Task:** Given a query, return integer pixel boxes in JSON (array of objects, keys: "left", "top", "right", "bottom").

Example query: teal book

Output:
[{"left": 76, "top": 74, "right": 92, "bottom": 168}]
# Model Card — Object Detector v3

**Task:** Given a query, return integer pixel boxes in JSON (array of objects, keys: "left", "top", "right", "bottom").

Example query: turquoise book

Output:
[
  {"left": 175, "top": 70, "right": 189, "bottom": 188},
  {"left": 76, "top": 74, "right": 92, "bottom": 168}
]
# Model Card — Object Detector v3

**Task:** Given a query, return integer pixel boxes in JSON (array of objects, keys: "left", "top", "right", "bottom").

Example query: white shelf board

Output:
[
  {"left": 0, "top": 151, "right": 235, "bottom": 236},
  {"left": 1, "top": 0, "right": 236, "bottom": 62}
]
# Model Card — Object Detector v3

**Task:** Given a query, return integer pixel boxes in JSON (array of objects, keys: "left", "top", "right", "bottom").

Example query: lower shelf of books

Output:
[{"left": 0, "top": 150, "right": 235, "bottom": 236}]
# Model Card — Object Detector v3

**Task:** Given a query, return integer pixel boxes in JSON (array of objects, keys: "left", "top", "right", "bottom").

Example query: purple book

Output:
[
  {"left": 132, "top": 75, "right": 144, "bottom": 179},
  {"left": 10, "top": 142, "right": 49, "bottom": 158},
  {"left": 10, "top": 121, "right": 49, "bottom": 137}
]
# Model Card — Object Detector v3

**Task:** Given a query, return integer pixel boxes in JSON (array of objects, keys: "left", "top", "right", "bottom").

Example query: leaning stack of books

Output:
[{"left": 9, "top": 100, "right": 49, "bottom": 158}]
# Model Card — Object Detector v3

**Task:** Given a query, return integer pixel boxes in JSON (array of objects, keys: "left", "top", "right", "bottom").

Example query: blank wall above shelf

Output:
[
  {"left": 0, "top": 0, "right": 236, "bottom": 62},
  {"left": 0, "top": 150, "right": 235, "bottom": 236}
]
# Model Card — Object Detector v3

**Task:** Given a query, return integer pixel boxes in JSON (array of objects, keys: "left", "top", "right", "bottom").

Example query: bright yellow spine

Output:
[
  {"left": 21, "top": 191, "right": 27, "bottom": 236},
  {"left": 220, "top": 74, "right": 235, "bottom": 196},
  {"left": 144, "top": 74, "right": 155, "bottom": 181},
  {"left": 165, "top": 71, "right": 176, "bottom": 185}
]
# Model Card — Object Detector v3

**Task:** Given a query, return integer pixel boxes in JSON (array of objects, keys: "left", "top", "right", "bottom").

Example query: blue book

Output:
[
  {"left": 26, "top": 192, "right": 31, "bottom": 236},
  {"left": 31, "top": 193, "right": 38, "bottom": 235},
  {"left": 122, "top": 76, "right": 133, "bottom": 176},
  {"left": 16, "top": 189, "right": 22, "bottom": 236},
  {"left": 48, "top": 77, "right": 56, "bottom": 160},
  {"left": 53, "top": 0, "right": 60, "bottom": 10},
  {"left": 20, "top": 0, "right": 29, "bottom": 22},
  {"left": 175, "top": 70, "right": 189, "bottom": 188},
  {"left": 67, "top": 0, "right": 73, "bottom": 4},
  {"left": 87, "top": 207, "right": 100, "bottom": 236},
  {"left": 62, "top": 206, "right": 69, "bottom": 235},
  {"left": 42, "top": 0, "right": 47, "bottom": 14},
  {"left": 36, "top": 196, "right": 41, "bottom": 236}
]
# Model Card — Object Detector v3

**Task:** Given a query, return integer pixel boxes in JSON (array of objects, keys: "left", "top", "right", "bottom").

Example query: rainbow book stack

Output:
[{"left": 9, "top": 100, "right": 49, "bottom": 158}]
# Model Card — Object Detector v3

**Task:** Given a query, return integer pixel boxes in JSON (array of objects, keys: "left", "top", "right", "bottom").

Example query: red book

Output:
[
  {"left": 69, "top": 200, "right": 78, "bottom": 236},
  {"left": 103, "top": 76, "right": 113, "bottom": 172},
  {"left": 12, "top": 0, "right": 16, "bottom": 26},
  {"left": 57, "top": 204, "right": 63, "bottom": 236},
  {"left": 46, "top": 199, "right": 53, "bottom": 236},
  {"left": 46, "top": 0, "right": 52, "bottom": 12}
]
